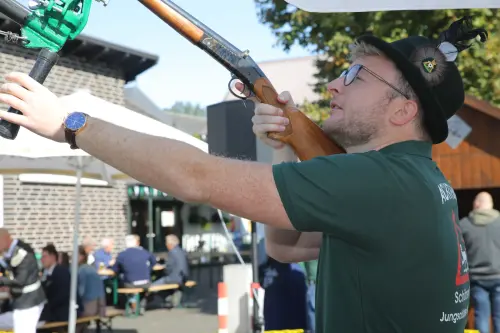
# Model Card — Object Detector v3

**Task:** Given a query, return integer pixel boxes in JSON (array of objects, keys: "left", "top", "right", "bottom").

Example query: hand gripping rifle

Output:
[
  {"left": 0, "top": 0, "right": 108, "bottom": 140},
  {"left": 138, "top": 0, "right": 345, "bottom": 161}
]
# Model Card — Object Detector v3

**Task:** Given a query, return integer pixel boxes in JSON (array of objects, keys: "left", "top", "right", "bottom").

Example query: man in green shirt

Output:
[{"left": 0, "top": 18, "right": 487, "bottom": 333}]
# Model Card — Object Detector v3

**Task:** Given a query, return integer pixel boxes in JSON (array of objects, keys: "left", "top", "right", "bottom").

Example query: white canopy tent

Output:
[
  {"left": 283, "top": 0, "right": 499, "bottom": 12},
  {"left": 0, "top": 91, "right": 208, "bottom": 333}
]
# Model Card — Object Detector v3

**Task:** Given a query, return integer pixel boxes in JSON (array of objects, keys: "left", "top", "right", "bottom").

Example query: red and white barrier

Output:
[{"left": 218, "top": 282, "right": 228, "bottom": 333}]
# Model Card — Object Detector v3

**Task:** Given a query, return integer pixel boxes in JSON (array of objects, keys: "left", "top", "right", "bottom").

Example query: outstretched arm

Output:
[
  {"left": 74, "top": 117, "right": 294, "bottom": 230},
  {"left": 0, "top": 72, "right": 294, "bottom": 230}
]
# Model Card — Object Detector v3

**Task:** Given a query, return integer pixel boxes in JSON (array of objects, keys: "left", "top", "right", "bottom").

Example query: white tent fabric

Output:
[
  {"left": 0, "top": 91, "right": 209, "bottom": 333},
  {"left": 283, "top": 0, "right": 499, "bottom": 12},
  {"left": 0, "top": 91, "right": 208, "bottom": 180}
]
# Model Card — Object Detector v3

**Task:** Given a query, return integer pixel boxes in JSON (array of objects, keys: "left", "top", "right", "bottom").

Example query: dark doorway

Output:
[
  {"left": 152, "top": 201, "right": 184, "bottom": 254},
  {"left": 130, "top": 200, "right": 149, "bottom": 248},
  {"left": 129, "top": 199, "right": 184, "bottom": 254}
]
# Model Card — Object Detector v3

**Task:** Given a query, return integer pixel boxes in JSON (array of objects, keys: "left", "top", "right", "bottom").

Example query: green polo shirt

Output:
[{"left": 272, "top": 140, "right": 469, "bottom": 333}]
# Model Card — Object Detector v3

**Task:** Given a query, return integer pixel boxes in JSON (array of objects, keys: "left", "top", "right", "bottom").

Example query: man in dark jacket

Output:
[
  {"left": 0, "top": 229, "right": 46, "bottom": 332},
  {"left": 39, "top": 244, "right": 74, "bottom": 323},
  {"left": 459, "top": 191, "right": 500, "bottom": 333},
  {"left": 113, "top": 234, "right": 156, "bottom": 313}
]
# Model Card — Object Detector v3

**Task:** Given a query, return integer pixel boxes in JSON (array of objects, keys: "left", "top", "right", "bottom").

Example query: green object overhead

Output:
[{"left": 22, "top": 0, "right": 96, "bottom": 52}]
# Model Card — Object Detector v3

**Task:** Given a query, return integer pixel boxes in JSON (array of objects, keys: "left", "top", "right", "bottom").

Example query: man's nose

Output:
[{"left": 327, "top": 76, "right": 344, "bottom": 95}]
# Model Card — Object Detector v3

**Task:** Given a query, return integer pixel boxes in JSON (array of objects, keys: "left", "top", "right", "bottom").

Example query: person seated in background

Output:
[
  {"left": 93, "top": 238, "right": 114, "bottom": 270},
  {"left": 112, "top": 234, "right": 156, "bottom": 314},
  {"left": 151, "top": 235, "right": 189, "bottom": 307},
  {"left": 153, "top": 235, "right": 188, "bottom": 286},
  {"left": 77, "top": 245, "right": 106, "bottom": 326},
  {"left": 82, "top": 236, "right": 96, "bottom": 266},
  {"left": 39, "top": 244, "right": 80, "bottom": 323}
]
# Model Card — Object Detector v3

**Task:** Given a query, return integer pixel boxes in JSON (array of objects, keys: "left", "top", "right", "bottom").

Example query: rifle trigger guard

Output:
[{"left": 228, "top": 77, "right": 252, "bottom": 100}]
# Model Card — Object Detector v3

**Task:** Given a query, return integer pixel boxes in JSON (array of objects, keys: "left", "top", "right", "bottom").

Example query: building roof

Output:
[
  {"left": 465, "top": 95, "right": 500, "bottom": 120},
  {"left": 0, "top": 15, "right": 158, "bottom": 82}
]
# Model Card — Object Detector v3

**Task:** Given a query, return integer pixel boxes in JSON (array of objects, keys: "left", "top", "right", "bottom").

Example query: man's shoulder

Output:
[
  {"left": 16, "top": 239, "right": 34, "bottom": 253},
  {"left": 54, "top": 264, "right": 69, "bottom": 274}
]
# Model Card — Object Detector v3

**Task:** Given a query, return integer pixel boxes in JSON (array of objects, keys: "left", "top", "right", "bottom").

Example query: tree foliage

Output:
[
  {"left": 253, "top": 2, "right": 500, "bottom": 118},
  {"left": 164, "top": 101, "right": 206, "bottom": 117}
]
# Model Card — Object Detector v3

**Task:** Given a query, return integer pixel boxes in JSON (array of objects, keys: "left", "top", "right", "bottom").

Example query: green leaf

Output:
[{"left": 253, "top": 3, "right": 500, "bottom": 109}]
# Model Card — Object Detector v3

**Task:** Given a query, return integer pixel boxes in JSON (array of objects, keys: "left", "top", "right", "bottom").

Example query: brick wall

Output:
[
  {"left": 0, "top": 42, "right": 130, "bottom": 254},
  {"left": 0, "top": 42, "right": 126, "bottom": 105}
]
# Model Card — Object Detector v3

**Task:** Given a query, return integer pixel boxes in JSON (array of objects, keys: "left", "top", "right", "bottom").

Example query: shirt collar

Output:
[
  {"left": 43, "top": 264, "right": 57, "bottom": 277},
  {"left": 45, "top": 263, "right": 56, "bottom": 276},
  {"left": 378, "top": 140, "right": 432, "bottom": 158}
]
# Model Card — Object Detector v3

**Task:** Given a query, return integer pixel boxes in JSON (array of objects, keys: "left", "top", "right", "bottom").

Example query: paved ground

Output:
[
  {"left": 97, "top": 308, "right": 218, "bottom": 333},
  {"left": 89, "top": 288, "right": 219, "bottom": 333}
]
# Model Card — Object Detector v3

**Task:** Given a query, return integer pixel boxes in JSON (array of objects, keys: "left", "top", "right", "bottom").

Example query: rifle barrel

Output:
[
  {"left": 138, "top": 0, "right": 243, "bottom": 55},
  {"left": 0, "top": 0, "right": 31, "bottom": 26}
]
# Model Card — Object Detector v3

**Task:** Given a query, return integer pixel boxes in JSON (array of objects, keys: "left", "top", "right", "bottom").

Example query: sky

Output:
[{"left": 18, "top": 0, "right": 313, "bottom": 109}]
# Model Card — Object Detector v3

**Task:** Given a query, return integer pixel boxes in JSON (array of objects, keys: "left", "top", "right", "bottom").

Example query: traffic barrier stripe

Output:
[{"left": 218, "top": 282, "right": 228, "bottom": 333}]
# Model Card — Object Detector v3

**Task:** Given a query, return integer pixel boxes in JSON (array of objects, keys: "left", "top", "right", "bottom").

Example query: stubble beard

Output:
[{"left": 322, "top": 103, "right": 388, "bottom": 149}]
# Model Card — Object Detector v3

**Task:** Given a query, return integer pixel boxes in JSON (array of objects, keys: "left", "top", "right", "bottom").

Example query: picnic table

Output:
[{"left": 98, "top": 264, "right": 165, "bottom": 305}]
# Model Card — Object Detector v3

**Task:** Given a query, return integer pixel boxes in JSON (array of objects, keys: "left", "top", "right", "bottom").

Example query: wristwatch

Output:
[{"left": 63, "top": 112, "right": 89, "bottom": 150}]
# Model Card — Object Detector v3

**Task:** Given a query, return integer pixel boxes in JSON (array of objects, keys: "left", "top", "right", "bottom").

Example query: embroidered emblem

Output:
[{"left": 422, "top": 57, "right": 437, "bottom": 73}]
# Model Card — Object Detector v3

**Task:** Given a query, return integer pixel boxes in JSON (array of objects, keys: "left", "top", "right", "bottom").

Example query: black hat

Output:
[{"left": 356, "top": 17, "right": 488, "bottom": 144}]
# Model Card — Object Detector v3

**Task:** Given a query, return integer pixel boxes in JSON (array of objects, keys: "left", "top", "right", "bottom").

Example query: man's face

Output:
[
  {"left": 41, "top": 251, "right": 56, "bottom": 269},
  {"left": 323, "top": 55, "right": 404, "bottom": 148},
  {"left": 0, "top": 234, "right": 10, "bottom": 253},
  {"left": 85, "top": 244, "right": 94, "bottom": 254},
  {"left": 105, "top": 241, "right": 114, "bottom": 253}
]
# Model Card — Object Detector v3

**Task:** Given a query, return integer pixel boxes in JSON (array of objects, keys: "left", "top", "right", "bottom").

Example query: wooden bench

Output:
[
  {"left": 115, "top": 280, "right": 198, "bottom": 314},
  {"left": 117, "top": 287, "right": 149, "bottom": 317},
  {"left": 179, "top": 280, "right": 197, "bottom": 308},
  {"left": 184, "top": 280, "right": 196, "bottom": 288},
  {"left": 148, "top": 284, "right": 179, "bottom": 292},
  {"left": 31, "top": 307, "right": 123, "bottom": 332},
  {"left": 38, "top": 315, "right": 100, "bottom": 331}
]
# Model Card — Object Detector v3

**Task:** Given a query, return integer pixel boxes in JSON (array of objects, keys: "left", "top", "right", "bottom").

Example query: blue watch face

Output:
[{"left": 65, "top": 112, "right": 87, "bottom": 131}]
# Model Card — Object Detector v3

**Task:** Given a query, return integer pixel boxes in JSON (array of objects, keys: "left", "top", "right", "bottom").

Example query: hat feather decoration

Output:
[{"left": 410, "top": 16, "right": 488, "bottom": 87}]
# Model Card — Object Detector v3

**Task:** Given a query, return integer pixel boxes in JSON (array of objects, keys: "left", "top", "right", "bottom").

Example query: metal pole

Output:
[
  {"left": 251, "top": 221, "right": 263, "bottom": 333},
  {"left": 68, "top": 156, "right": 83, "bottom": 333},
  {"left": 148, "top": 195, "right": 154, "bottom": 252}
]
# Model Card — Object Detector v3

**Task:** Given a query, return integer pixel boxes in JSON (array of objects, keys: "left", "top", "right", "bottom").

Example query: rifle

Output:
[
  {"left": 0, "top": 0, "right": 108, "bottom": 140},
  {"left": 137, "top": 0, "right": 345, "bottom": 161}
]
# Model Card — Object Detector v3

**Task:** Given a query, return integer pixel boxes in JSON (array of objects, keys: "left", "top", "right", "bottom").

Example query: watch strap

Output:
[{"left": 65, "top": 129, "right": 79, "bottom": 150}]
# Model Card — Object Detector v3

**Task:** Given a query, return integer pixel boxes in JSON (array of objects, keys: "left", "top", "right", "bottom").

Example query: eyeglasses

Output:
[{"left": 340, "top": 64, "right": 410, "bottom": 99}]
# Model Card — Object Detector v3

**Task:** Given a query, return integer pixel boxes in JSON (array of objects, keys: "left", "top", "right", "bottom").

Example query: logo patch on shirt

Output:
[{"left": 452, "top": 211, "right": 469, "bottom": 286}]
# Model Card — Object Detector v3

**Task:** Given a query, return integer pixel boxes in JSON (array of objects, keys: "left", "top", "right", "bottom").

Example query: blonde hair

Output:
[{"left": 348, "top": 40, "right": 429, "bottom": 141}]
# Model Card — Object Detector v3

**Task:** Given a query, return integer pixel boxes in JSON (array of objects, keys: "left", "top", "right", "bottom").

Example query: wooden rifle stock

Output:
[
  {"left": 138, "top": 0, "right": 346, "bottom": 161},
  {"left": 253, "top": 78, "right": 345, "bottom": 160}
]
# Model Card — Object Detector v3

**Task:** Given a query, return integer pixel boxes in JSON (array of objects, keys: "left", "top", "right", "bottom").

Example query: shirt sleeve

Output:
[{"left": 272, "top": 152, "right": 393, "bottom": 242}]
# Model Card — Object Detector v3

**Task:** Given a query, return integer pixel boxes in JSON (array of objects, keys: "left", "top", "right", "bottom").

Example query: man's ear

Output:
[{"left": 390, "top": 99, "right": 419, "bottom": 126}]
